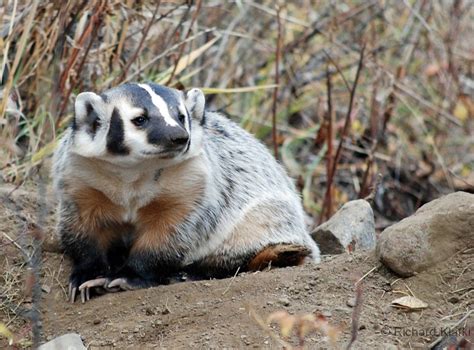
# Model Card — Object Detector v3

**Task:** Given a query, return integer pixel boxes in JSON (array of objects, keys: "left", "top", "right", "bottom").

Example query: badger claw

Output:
[
  {"left": 107, "top": 277, "right": 136, "bottom": 291},
  {"left": 68, "top": 283, "right": 77, "bottom": 303},
  {"left": 75, "top": 277, "right": 112, "bottom": 303}
]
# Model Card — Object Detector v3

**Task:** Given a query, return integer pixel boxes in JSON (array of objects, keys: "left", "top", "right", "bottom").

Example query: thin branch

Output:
[
  {"left": 166, "top": 0, "right": 202, "bottom": 85},
  {"left": 320, "top": 65, "right": 334, "bottom": 224},
  {"left": 115, "top": 1, "right": 161, "bottom": 85},
  {"left": 271, "top": 5, "right": 282, "bottom": 159},
  {"left": 322, "top": 44, "right": 365, "bottom": 222}
]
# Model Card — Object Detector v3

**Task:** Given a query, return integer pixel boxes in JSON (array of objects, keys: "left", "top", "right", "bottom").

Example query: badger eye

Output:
[
  {"left": 178, "top": 113, "right": 186, "bottom": 125},
  {"left": 132, "top": 115, "right": 148, "bottom": 127}
]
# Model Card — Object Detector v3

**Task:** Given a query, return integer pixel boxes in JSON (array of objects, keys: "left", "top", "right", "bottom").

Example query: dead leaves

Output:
[
  {"left": 267, "top": 310, "right": 341, "bottom": 348},
  {"left": 391, "top": 295, "right": 428, "bottom": 311}
]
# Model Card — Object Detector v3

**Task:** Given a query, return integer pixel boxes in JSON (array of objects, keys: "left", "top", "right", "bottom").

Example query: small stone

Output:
[
  {"left": 93, "top": 319, "right": 101, "bottom": 325},
  {"left": 346, "top": 297, "right": 356, "bottom": 308},
  {"left": 308, "top": 280, "right": 318, "bottom": 286},
  {"left": 377, "top": 192, "right": 474, "bottom": 276},
  {"left": 358, "top": 324, "right": 366, "bottom": 330},
  {"left": 38, "top": 334, "right": 86, "bottom": 350},
  {"left": 145, "top": 307, "right": 155, "bottom": 315},
  {"left": 277, "top": 297, "right": 290, "bottom": 306},
  {"left": 321, "top": 311, "right": 332, "bottom": 317},
  {"left": 448, "top": 296, "right": 460, "bottom": 304},
  {"left": 41, "top": 285, "right": 51, "bottom": 294},
  {"left": 311, "top": 199, "right": 376, "bottom": 254}
]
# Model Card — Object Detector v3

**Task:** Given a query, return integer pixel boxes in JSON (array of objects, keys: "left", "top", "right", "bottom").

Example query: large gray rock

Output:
[
  {"left": 377, "top": 191, "right": 474, "bottom": 277},
  {"left": 311, "top": 199, "right": 376, "bottom": 254},
  {"left": 39, "top": 333, "right": 86, "bottom": 350}
]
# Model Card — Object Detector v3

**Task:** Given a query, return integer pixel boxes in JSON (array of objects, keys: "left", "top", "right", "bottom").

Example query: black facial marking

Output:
[{"left": 107, "top": 107, "right": 130, "bottom": 155}]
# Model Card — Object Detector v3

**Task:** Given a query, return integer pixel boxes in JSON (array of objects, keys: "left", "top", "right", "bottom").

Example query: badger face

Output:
[{"left": 71, "top": 83, "right": 205, "bottom": 166}]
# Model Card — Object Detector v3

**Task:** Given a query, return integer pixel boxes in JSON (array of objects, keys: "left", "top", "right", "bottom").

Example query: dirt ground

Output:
[{"left": 1, "top": 184, "right": 473, "bottom": 349}]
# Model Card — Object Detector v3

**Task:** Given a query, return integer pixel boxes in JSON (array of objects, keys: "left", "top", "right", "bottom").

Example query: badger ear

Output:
[
  {"left": 185, "top": 88, "right": 205, "bottom": 122},
  {"left": 73, "top": 92, "right": 104, "bottom": 133}
]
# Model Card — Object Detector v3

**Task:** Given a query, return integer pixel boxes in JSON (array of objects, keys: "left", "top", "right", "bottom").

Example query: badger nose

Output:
[
  {"left": 171, "top": 135, "right": 189, "bottom": 145},
  {"left": 167, "top": 128, "right": 189, "bottom": 146}
]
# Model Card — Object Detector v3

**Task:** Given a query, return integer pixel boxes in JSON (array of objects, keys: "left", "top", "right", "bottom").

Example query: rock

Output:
[
  {"left": 311, "top": 200, "right": 376, "bottom": 254},
  {"left": 38, "top": 333, "right": 86, "bottom": 350},
  {"left": 277, "top": 297, "right": 290, "bottom": 306},
  {"left": 377, "top": 192, "right": 474, "bottom": 277},
  {"left": 346, "top": 297, "right": 357, "bottom": 308}
]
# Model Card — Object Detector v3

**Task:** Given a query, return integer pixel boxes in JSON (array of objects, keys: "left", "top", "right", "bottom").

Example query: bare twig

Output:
[
  {"left": 116, "top": 1, "right": 161, "bottom": 85},
  {"left": 346, "top": 282, "right": 364, "bottom": 350},
  {"left": 271, "top": 4, "right": 282, "bottom": 159},
  {"left": 166, "top": 0, "right": 202, "bottom": 85},
  {"left": 319, "top": 65, "right": 334, "bottom": 224},
  {"left": 321, "top": 44, "right": 365, "bottom": 222}
]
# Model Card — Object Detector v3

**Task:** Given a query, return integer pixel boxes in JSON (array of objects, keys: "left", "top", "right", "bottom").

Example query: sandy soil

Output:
[{"left": 1, "top": 184, "right": 473, "bottom": 349}]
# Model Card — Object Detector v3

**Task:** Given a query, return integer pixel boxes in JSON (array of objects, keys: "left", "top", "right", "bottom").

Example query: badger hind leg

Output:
[{"left": 247, "top": 244, "right": 311, "bottom": 271}]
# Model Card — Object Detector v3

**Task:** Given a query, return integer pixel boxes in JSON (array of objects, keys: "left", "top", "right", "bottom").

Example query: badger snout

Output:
[{"left": 145, "top": 125, "right": 190, "bottom": 155}]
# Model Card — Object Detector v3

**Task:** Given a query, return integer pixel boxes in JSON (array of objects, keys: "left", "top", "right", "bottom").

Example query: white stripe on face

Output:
[{"left": 137, "top": 83, "right": 178, "bottom": 127}]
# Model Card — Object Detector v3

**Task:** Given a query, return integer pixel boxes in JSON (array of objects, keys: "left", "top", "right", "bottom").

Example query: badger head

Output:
[{"left": 71, "top": 83, "right": 205, "bottom": 166}]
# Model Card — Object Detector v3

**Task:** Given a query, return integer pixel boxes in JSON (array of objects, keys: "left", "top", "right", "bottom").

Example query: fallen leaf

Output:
[
  {"left": 267, "top": 310, "right": 296, "bottom": 338},
  {"left": 453, "top": 101, "right": 469, "bottom": 122},
  {"left": 391, "top": 296, "right": 428, "bottom": 310}
]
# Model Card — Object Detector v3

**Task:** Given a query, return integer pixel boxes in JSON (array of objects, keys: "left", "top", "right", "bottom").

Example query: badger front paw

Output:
[
  {"left": 107, "top": 277, "right": 155, "bottom": 291},
  {"left": 69, "top": 268, "right": 110, "bottom": 303}
]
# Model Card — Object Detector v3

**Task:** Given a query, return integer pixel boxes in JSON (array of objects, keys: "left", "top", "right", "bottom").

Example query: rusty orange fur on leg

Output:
[
  {"left": 69, "top": 186, "right": 125, "bottom": 248},
  {"left": 247, "top": 244, "right": 311, "bottom": 271}
]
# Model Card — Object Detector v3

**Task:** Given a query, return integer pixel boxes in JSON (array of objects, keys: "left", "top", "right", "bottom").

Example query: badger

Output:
[{"left": 52, "top": 82, "right": 320, "bottom": 303}]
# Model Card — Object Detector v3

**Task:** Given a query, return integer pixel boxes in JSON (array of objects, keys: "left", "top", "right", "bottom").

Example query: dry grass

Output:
[{"left": 0, "top": 1, "right": 472, "bottom": 218}]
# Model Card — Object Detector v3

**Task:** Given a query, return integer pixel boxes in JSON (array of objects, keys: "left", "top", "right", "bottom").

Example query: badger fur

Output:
[{"left": 52, "top": 82, "right": 320, "bottom": 302}]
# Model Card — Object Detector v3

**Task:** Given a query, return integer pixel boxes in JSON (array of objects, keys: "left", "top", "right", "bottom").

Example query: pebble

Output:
[
  {"left": 448, "top": 296, "right": 460, "bottom": 304},
  {"left": 277, "top": 297, "right": 290, "bottom": 306},
  {"left": 346, "top": 297, "right": 357, "bottom": 307},
  {"left": 93, "top": 319, "right": 101, "bottom": 325}
]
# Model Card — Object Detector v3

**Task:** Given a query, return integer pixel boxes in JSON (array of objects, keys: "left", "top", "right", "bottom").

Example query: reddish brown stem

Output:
[
  {"left": 321, "top": 45, "right": 365, "bottom": 222},
  {"left": 271, "top": 5, "right": 282, "bottom": 159},
  {"left": 166, "top": 0, "right": 202, "bottom": 85},
  {"left": 320, "top": 65, "right": 334, "bottom": 224},
  {"left": 116, "top": 1, "right": 161, "bottom": 85}
]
